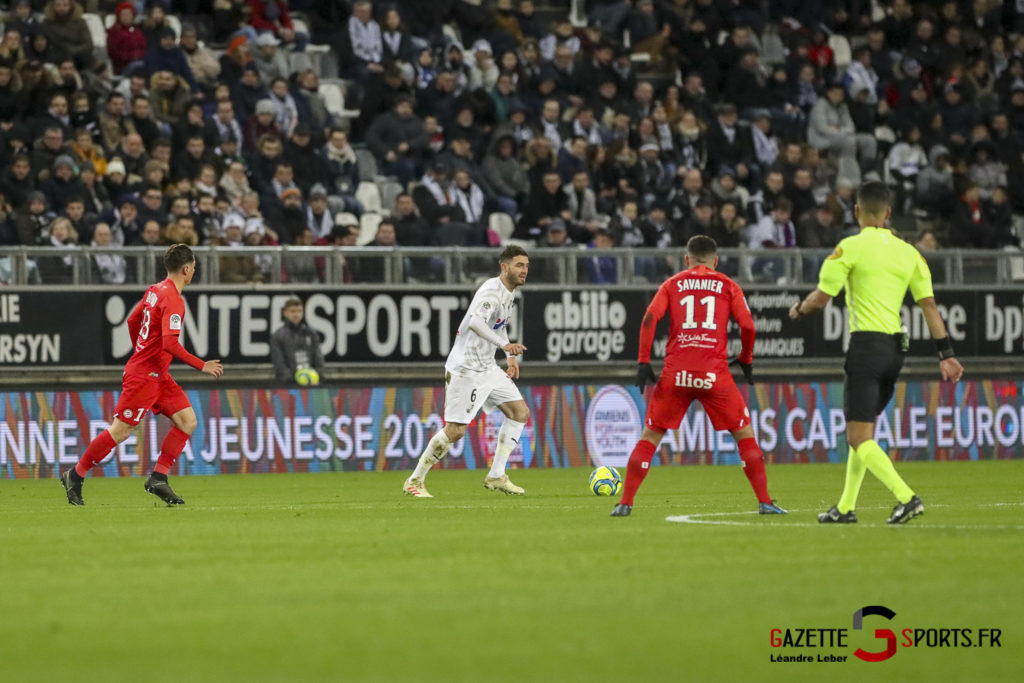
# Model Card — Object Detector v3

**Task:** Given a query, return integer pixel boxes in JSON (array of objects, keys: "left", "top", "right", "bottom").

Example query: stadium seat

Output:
[
  {"left": 307, "top": 44, "right": 335, "bottom": 80},
  {"left": 379, "top": 180, "right": 404, "bottom": 212},
  {"left": 104, "top": 13, "right": 115, "bottom": 29},
  {"left": 358, "top": 213, "right": 382, "bottom": 246},
  {"left": 83, "top": 13, "right": 106, "bottom": 52},
  {"left": 442, "top": 23, "right": 461, "bottom": 47},
  {"left": 318, "top": 82, "right": 360, "bottom": 127},
  {"left": 356, "top": 182, "right": 383, "bottom": 214},
  {"left": 334, "top": 212, "right": 358, "bottom": 228},
  {"left": 167, "top": 14, "right": 181, "bottom": 40},
  {"left": 318, "top": 82, "right": 344, "bottom": 116},
  {"left": 829, "top": 34, "right": 852, "bottom": 68},
  {"left": 355, "top": 148, "right": 379, "bottom": 182},
  {"left": 489, "top": 213, "right": 515, "bottom": 243}
]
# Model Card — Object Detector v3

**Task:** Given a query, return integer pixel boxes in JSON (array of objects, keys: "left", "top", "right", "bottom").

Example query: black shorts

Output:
[{"left": 844, "top": 332, "right": 905, "bottom": 422}]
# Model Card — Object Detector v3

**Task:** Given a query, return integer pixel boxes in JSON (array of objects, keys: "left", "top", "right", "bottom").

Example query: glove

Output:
[
  {"left": 729, "top": 358, "right": 754, "bottom": 385},
  {"left": 636, "top": 362, "right": 658, "bottom": 391}
]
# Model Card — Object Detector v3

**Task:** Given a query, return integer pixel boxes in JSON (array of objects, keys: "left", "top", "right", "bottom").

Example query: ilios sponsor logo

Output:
[
  {"left": 769, "top": 605, "right": 1003, "bottom": 664},
  {"left": 585, "top": 385, "right": 641, "bottom": 469},
  {"left": 544, "top": 291, "right": 627, "bottom": 362},
  {"left": 675, "top": 370, "right": 716, "bottom": 390}
]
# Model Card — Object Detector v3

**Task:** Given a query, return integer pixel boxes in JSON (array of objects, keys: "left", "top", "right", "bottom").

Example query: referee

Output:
[{"left": 789, "top": 181, "right": 964, "bottom": 524}]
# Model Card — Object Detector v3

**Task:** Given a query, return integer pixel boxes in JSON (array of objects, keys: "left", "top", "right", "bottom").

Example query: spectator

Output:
[
  {"left": 391, "top": 193, "right": 430, "bottom": 246},
  {"left": 304, "top": 184, "right": 335, "bottom": 241},
  {"left": 749, "top": 197, "right": 796, "bottom": 249},
  {"left": 706, "top": 103, "right": 754, "bottom": 181},
  {"left": 482, "top": 134, "right": 528, "bottom": 214},
  {"left": 583, "top": 227, "right": 618, "bottom": 284},
  {"left": 950, "top": 182, "right": 991, "bottom": 248},
  {"left": 450, "top": 168, "right": 486, "bottom": 226},
  {"left": 2, "top": 154, "right": 35, "bottom": 211},
  {"left": 215, "top": 213, "right": 264, "bottom": 283},
  {"left": 146, "top": 27, "right": 198, "bottom": 94},
  {"left": 37, "top": 215, "right": 77, "bottom": 283},
  {"left": 915, "top": 229, "right": 939, "bottom": 252},
  {"left": 679, "top": 197, "right": 716, "bottom": 244},
  {"left": 107, "top": 3, "right": 146, "bottom": 76},
  {"left": 564, "top": 171, "right": 606, "bottom": 242},
  {"left": 271, "top": 297, "right": 326, "bottom": 384},
  {"left": 248, "top": 0, "right": 306, "bottom": 53},
  {"left": 346, "top": 0, "right": 384, "bottom": 82},
  {"left": 797, "top": 204, "right": 841, "bottom": 249},
  {"left": 365, "top": 96, "right": 428, "bottom": 185},
  {"left": 267, "top": 187, "right": 307, "bottom": 244},
  {"left": 916, "top": 145, "right": 955, "bottom": 218},
  {"left": 520, "top": 170, "right": 571, "bottom": 240},
  {"left": 808, "top": 82, "right": 876, "bottom": 186},
  {"left": 15, "top": 191, "right": 56, "bottom": 245},
  {"left": 43, "top": 0, "right": 93, "bottom": 71},
  {"left": 219, "top": 160, "right": 252, "bottom": 205},
  {"left": 319, "top": 127, "right": 360, "bottom": 210},
  {"left": 710, "top": 200, "right": 747, "bottom": 248},
  {"left": 180, "top": 24, "right": 221, "bottom": 90}
]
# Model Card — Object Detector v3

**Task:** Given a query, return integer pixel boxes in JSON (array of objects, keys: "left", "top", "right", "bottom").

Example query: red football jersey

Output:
[
  {"left": 638, "top": 264, "right": 755, "bottom": 372},
  {"left": 124, "top": 278, "right": 203, "bottom": 379}
]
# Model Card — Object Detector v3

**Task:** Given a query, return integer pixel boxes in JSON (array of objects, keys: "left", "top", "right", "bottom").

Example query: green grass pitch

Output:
[{"left": 1, "top": 461, "right": 1021, "bottom": 682}]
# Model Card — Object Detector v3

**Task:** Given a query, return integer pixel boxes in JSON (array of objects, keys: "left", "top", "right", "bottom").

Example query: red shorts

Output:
[
  {"left": 645, "top": 367, "right": 750, "bottom": 432},
  {"left": 114, "top": 374, "right": 191, "bottom": 427}
]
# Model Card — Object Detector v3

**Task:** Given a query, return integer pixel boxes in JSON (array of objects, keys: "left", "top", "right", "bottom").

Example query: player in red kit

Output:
[
  {"left": 611, "top": 235, "right": 786, "bottom": 517},
  {"left": 60, "top": 245, "right": 224, "bottom": 505}
]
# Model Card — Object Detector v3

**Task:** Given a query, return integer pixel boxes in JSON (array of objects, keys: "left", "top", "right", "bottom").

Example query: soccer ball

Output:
[
  {"left": 589, "top": 466, "right": 623, "bottom": 496},
  {"left": 294, "top": 368, "right": 320, "bottom": 386}
]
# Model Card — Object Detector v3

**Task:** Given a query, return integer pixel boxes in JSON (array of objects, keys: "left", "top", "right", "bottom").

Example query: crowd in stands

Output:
[{"left": 2, "top": 0, "right": 1024, "bottom": 285}]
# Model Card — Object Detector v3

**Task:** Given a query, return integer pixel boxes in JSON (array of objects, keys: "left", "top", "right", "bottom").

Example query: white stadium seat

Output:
[
  {"left": 358, "top": 213, "right": 382, "bottom": 246},
  {"left": 355, "top": 182, "right": 383, "bottom": 214},
  {"left": 83, "top": 13, "right": 106, "bottom": 51},
  {"left": 489, "top": 213, "right": 515, "bottom": 243}
]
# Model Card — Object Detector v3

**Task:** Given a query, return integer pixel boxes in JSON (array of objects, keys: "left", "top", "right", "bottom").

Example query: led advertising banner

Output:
[
  {"left": 2, "top": 380, "right": 1019, "bottom": 479},
  {"left": 1, "top": 286, "right": 1021, "bottom": 366}
]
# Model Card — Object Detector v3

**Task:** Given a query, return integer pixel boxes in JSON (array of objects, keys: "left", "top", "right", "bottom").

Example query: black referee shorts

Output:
[{"left": 844, "top": 332, "right": 905, "bottom": 422}]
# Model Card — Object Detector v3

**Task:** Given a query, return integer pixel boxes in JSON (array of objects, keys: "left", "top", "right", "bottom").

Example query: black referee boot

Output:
[
  {"left": 818, "top": 505, "right": 857, "bottom": 523},
  {"left": 145, "top": 473, "right": 185, "bottom": 505},
  {"left": 886, "top": 495, "right": 924, "bottom": 524},
  {"left": 610, "top": 503, "right": 632, "bottom": 517}
]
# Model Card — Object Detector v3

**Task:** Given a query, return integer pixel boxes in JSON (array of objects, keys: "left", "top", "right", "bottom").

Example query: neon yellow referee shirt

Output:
[{"left": 816, "top": 226, "right": 934, "bottom": 334}]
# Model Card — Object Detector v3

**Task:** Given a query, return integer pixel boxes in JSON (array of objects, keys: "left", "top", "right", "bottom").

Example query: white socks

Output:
[
  {"left": 488, "top": 419, "right": 525, "bottom": 479},
  {"left": 412, "top": 430, "right": 453, "bottom": 480}
]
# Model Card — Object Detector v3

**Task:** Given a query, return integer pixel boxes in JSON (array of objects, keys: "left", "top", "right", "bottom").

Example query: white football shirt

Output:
[{"left": 445, "top": 277, "right": 515, "bottom": 375}]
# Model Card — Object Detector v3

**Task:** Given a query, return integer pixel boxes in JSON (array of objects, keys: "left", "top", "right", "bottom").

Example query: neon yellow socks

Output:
[
  {"left": 837, "top": 447, "right": 866, "bottom": 514},
  {"left": 856, "top": 439, "right": 914, "bottom": 505}
]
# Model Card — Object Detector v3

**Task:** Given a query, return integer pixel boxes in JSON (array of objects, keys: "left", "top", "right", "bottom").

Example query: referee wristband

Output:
[{"left": 935, "top": 337, "right": 956, "bottom": 360}]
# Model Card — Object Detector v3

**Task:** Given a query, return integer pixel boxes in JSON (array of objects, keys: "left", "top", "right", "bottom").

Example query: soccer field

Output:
[{"left": 2, "top": 461, "right": 1020, "bottom": 682}]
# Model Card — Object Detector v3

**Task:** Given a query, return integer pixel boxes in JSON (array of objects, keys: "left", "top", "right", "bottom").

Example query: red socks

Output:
[
  {"left": 619, "top": 439, "right": 657, "bottom": 506},
  {"left": 738, "top": 437, "right": 771, "bottom": 503},
  {"left": 75, "top": 431, "right": 117, "bottom": 478},
  {"left": 153, "top": 427, "right": 190, "bottom": 475}
]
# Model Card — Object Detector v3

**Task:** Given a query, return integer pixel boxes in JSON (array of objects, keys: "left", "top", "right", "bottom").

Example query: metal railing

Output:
[{"left": 0, "top": 246, "right": 1019, "bottom": 287}]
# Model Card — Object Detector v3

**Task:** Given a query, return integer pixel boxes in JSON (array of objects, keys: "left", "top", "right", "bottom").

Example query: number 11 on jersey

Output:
[{"left": 679, "top": 294, "right": 717, "bottom": 330}]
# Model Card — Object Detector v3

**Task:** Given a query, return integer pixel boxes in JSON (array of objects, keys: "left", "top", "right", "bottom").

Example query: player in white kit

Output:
[{"left": 404, "top": 246, "right": 531, "bottom": 497}]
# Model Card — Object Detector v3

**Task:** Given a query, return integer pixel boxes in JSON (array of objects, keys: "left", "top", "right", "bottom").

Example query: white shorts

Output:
[{"left": 443, "top": 366, "right": 523, "bottom": 424}]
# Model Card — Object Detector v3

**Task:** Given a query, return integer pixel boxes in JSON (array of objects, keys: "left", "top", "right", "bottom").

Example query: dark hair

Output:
[
  {"left": 164, "top": 244, "right": 195, "bottom": 273},
  {"left": 856, "top": 180, "right": 892, "bottom": 214},
  {"left": 774, "top": 197, "right": 793, "bottom": 213},
  {"left": 283, "top": 297, "right": 303, "bottom": 310},
  {"left": 687, "top": 235, "right": 718, "bottom": 260},
  {"left": 499, "top": 244, "right": 528, "bottom": 264}
]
